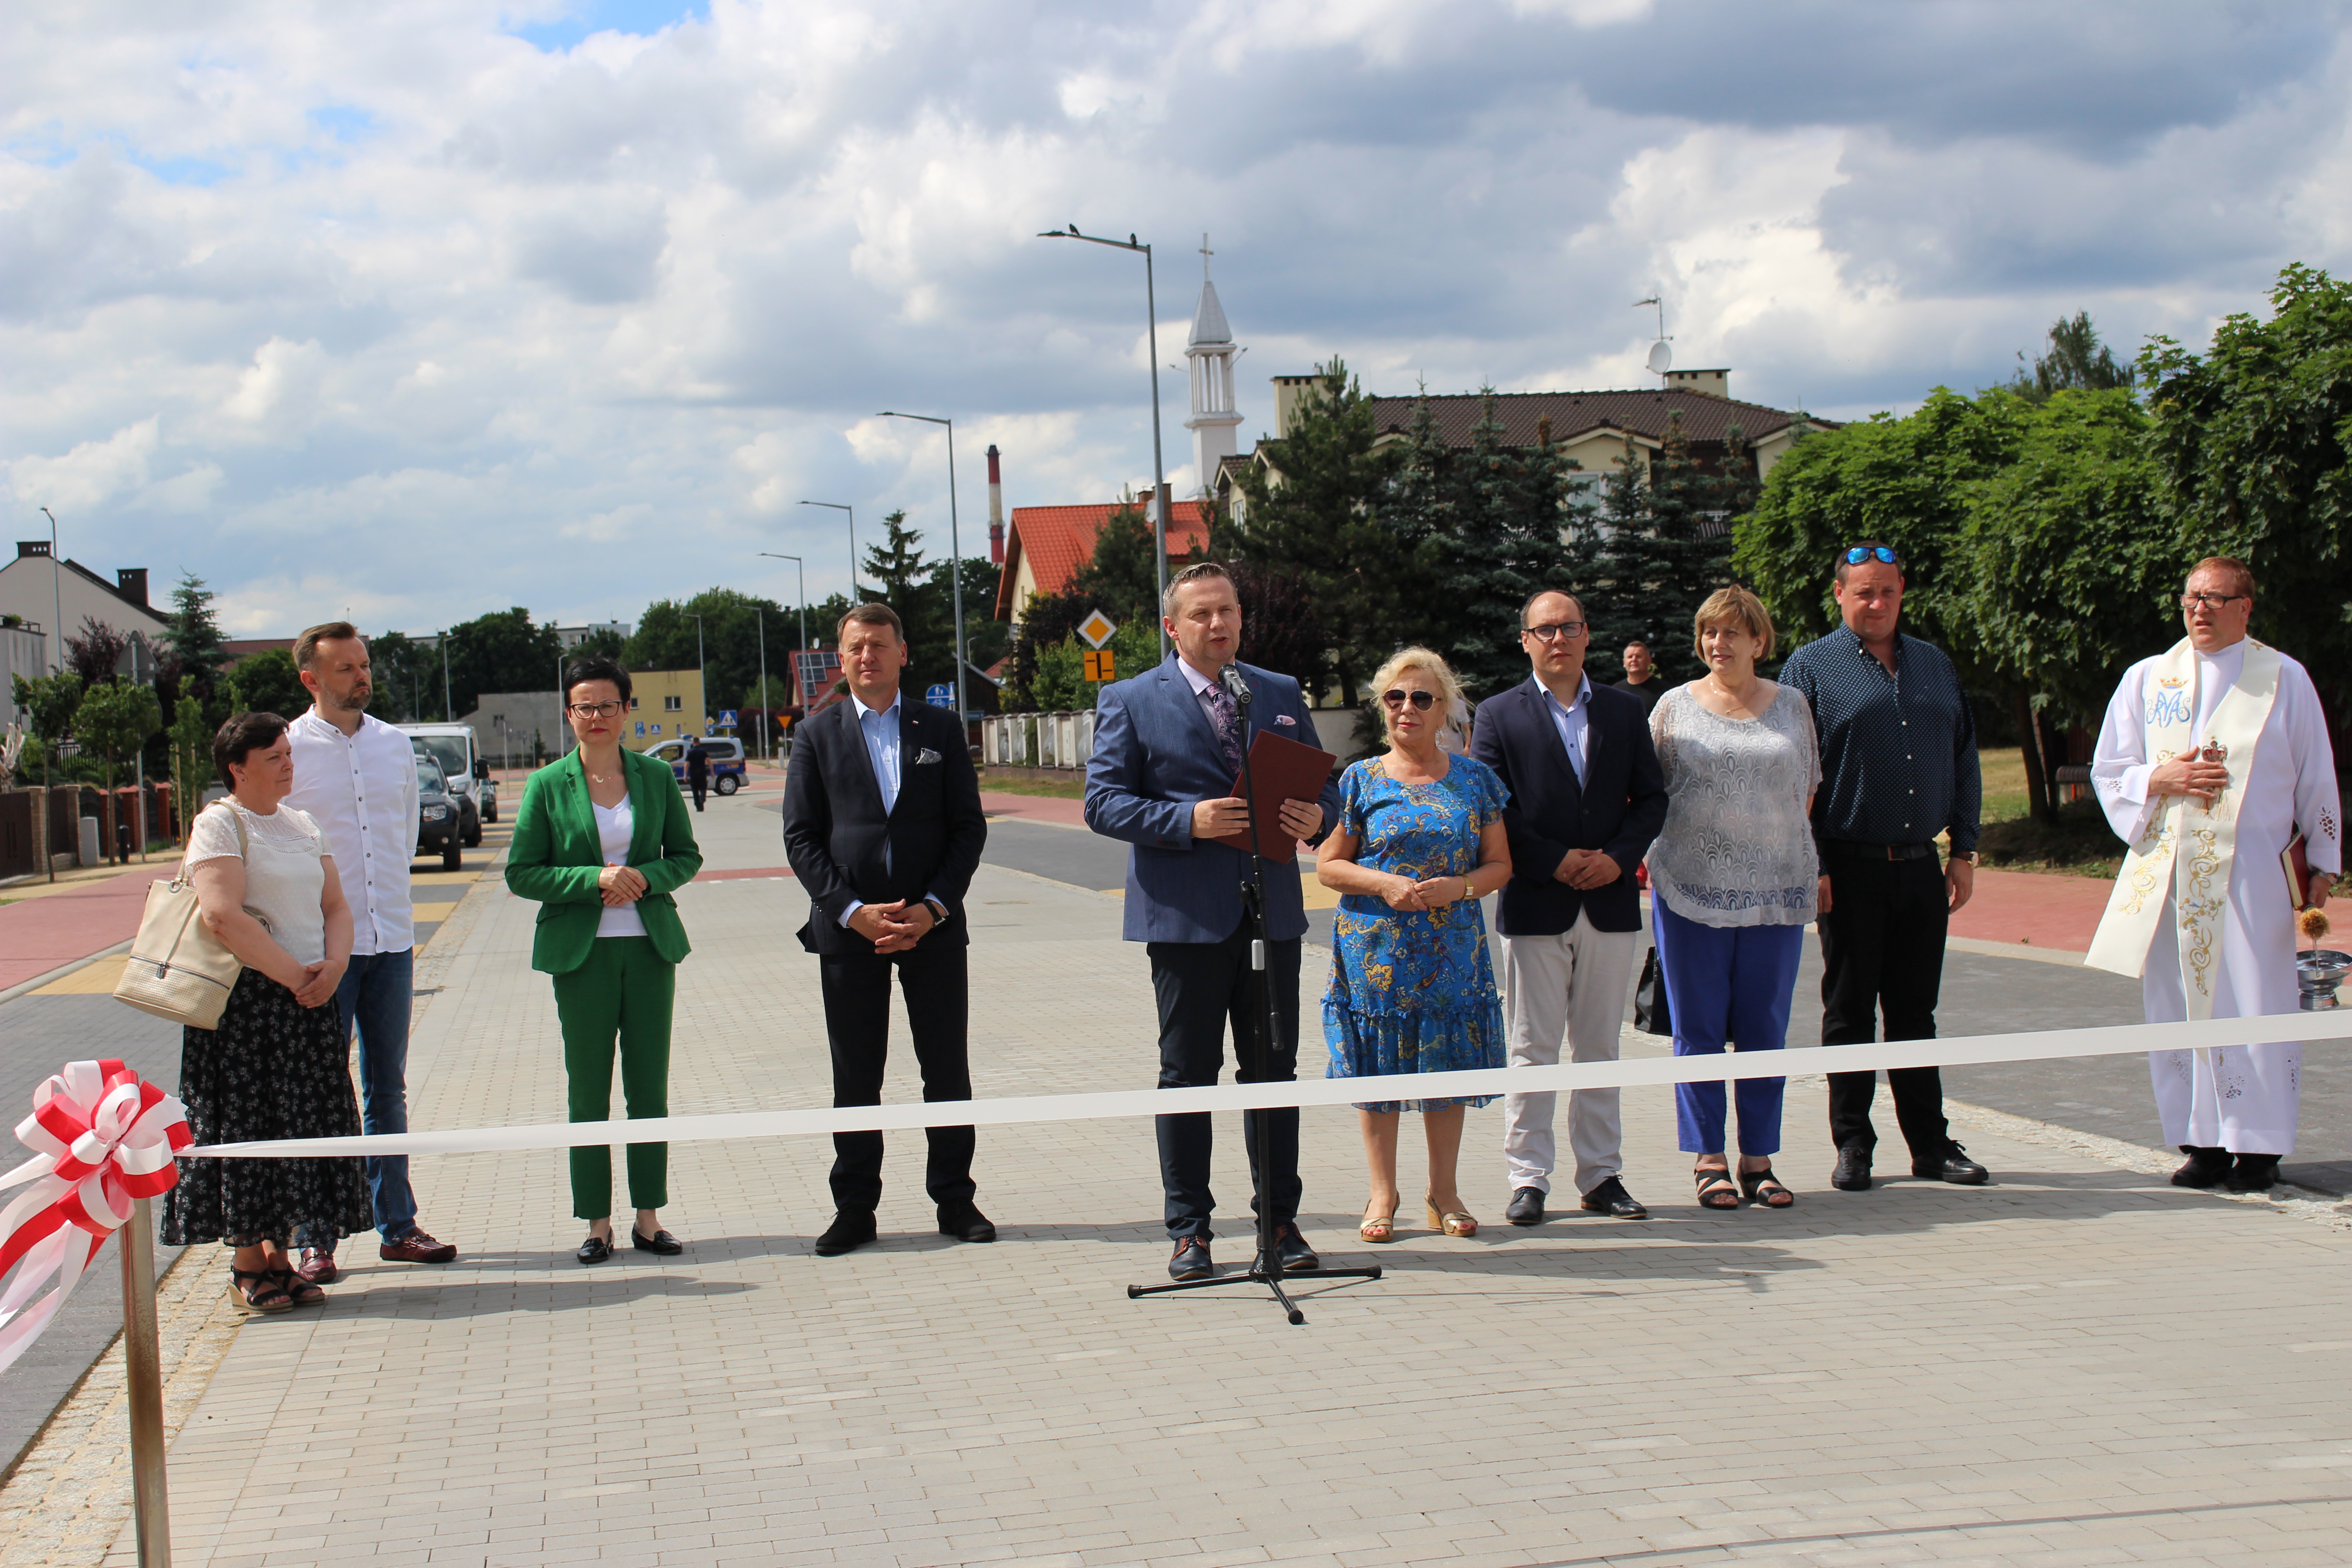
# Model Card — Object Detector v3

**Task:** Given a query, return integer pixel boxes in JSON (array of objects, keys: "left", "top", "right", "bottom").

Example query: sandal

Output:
[
  {"left": 272, "top": 1268, "right": 327, "bottom": 1307},
  {"left": 1359, "top": 1203, "right": 1398, "bottom": 1244},
  {"left": 1694, "top": 1168, "right": 1741, "bottom": 1210},
  {"left": 227, "top": 1266, "right": 293, "bottom": 1314},
  {"left": 1739, "top": 1167, "right": 1795, "bottom": 1208},
  {"left": 1423, "top": 1200, "right": 1478, "bottom": 1238}
]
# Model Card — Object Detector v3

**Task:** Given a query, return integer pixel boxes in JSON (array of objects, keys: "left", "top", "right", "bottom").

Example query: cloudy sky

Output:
[{"left": 6, "top": 0, "right": 2349, "bottom": 638}]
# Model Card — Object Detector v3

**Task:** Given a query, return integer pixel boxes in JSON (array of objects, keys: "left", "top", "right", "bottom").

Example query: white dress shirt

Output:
[
  {"left": 1539, "top": 672, "right": 1593, "bottom": 785},
  {"left": 837, "top": 688, "right": 942, "bottom": 927},
  {"left": 287, "top": 707, "right": 421, "bottom": 955}
]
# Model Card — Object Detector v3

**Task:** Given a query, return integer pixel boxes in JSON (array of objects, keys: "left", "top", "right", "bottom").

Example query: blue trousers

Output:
[
  {"left": 336, "top": 948, "right": 418, "bottom": 1240},
  {"left": 1651, "top": 893, "right": 1802, "bottom": 1157}
]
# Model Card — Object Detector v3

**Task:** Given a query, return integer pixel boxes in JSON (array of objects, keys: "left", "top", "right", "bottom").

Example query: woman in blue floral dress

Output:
[{"left": 1318, "top": 648, "right": 1513, "bottom": 1243}]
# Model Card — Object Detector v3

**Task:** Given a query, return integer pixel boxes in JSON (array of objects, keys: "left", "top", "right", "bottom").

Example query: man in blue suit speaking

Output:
[{"left": 1085, "top": 562, "right": 1343, "bottom": 1283}]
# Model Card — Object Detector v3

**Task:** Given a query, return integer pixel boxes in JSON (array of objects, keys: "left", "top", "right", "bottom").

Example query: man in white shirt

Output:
[
  {"left": 2087, "top": 558, "right": 2340, "bottom": 1192},
  {"left": 286, "top": 622, "right": 459, "bottom": 1277}
]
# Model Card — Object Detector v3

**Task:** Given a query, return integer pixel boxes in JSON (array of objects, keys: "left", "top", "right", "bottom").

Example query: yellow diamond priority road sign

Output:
[{"left": 1077, "top": 609, "right": 1117, "bottom": 649}]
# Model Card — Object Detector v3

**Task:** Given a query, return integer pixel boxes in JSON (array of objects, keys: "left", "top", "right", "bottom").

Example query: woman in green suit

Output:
[{"left": 506, "top": 655, "right": 703, "bottom": 1264}]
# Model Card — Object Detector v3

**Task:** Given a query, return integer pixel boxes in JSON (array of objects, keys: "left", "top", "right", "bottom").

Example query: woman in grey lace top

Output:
[{"left": 1647, "top": 587, "right": 1819, "bottom": 1211}]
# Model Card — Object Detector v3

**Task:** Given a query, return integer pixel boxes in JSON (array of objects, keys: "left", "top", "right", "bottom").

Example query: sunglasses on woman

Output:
[{"left": 1381, "top": 689, "right": 1439, "bottom": 711}]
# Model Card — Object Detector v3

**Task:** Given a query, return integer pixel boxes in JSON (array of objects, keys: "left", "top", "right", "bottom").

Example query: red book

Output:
[
  {"left": 1209, "top": 730, "right": 1338, "bottom": 862},
  {"left": 2284, "top": 833, "right": 2313, "bottom": 910}
]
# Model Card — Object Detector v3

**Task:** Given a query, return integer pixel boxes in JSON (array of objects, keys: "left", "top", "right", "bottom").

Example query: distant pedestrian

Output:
[
  {"left": 163, "top": 712, "right": 372, "bottom": 1314},
  {"left": 284, "top": 622, "right": 459, "bottom": 1284},
  {"left": 1779, "top": 543, "right": 1988, "bottom": 1192},
  {"left": 686, "top": 736, "right": 710, "bottom": 812},
  {"left": 1612, "top": 639, "right": 1664, "bottom": 716},
  {"left": 1318, "top": 647, "right": 1511, "bottom": 1243},
  {"left": 1471, "top": 589, "right": 1668, "bottom": 1227},
  {"left": 1646, "top": 588, "right": 1817, "bottom": 1210},
  {"left": 506, "top": 655, "right": 703, "bottom": 1265}
]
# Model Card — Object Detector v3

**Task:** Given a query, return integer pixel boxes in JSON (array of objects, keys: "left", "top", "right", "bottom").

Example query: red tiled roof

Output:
[
  {"left": 995, "top": 502, "right": 1210, "bottom": 620},
  {"left": 1365, "top": 390, "right": 1814, "bottom": 450}
]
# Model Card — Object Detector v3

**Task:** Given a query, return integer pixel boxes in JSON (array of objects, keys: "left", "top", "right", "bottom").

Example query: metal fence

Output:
[{"left": 979, "top": 711, "right": 1097, "bottom": 772}]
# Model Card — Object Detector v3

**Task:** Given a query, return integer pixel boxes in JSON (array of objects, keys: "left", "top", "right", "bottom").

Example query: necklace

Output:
[{"left": 1705, "top": 671, "right": 1765, "bottom": 715}]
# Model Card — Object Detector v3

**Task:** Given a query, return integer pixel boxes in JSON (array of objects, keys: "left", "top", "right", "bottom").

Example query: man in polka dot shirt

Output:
[{"left": 1779, "top": 544, "right": 1989, "bottom": 1195}]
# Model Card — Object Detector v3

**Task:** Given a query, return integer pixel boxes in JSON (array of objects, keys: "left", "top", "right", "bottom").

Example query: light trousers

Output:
[{"left": 1501, "top": 913, "right": 1640, "bottom": 1196}]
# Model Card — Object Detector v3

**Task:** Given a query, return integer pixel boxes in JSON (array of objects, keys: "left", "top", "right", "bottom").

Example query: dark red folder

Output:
[{"left": 1209, "top": 729, "right": 1338, "bottom": 861}]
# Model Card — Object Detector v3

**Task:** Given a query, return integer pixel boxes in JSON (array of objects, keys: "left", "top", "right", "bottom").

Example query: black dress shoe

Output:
[
  {"left": 1167, "top": 1235, "right": 1213, "bottom": 1281},
  {"left": 1832, "top": 1144, "right": 1873, "bottom": 1191},
  {"left": 2171, "top": 1145, "right": 2234, "bottom": 1188},
  {"left": 575, "top": 1233, "right": 613, "bottom": 1266},
  {"left": 2223, "top": 1152, "right": 2281, "bottom": 1193},
  {"left": 1504, "top": 1187, "right": 1546, "bottom": 1225},
  {"left": 631, "top": 1227, "right": 684, "bottom": 1255},
  {"left": 814, "top": 1211, "right": 877, "bottom": 1257},
  {"left": 937, "top": 1204, "right": 997, "bottom": 1243},
  {"left": 1579, "top": 1176, "right": 1648, "bottom": 1219},
  {"left": 1272, "top": 1221, "right": 1318, "bottom": 1272},
  {"left": 1914, "top": 1144, "right": 1989, "bottom": 1185}
]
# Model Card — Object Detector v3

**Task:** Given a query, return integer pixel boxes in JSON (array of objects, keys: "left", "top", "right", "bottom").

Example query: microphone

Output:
[{"left": 1217, "top": 662, "right": 1253, "bottom": 707}]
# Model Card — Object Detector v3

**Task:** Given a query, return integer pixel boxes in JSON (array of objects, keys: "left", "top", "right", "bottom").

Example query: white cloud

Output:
[{"left": 6, "top": 417, "right": 159, "bottom": 512}]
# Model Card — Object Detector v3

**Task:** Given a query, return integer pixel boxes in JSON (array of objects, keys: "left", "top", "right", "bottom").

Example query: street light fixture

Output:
[
  {"left": 438, "top": 629, "right": 456, "bottom": 722},
  {"left": 759, "top": 552, "right": 810, "bottom": 755},
  {"left": 797, "top": 501, "right": 858, "bottom": 599},
  {"left": 1036, "top": 223, "right": 1171, "bottom": 659},
  {"left": 876, "top": 412, "right": 969, "bottom": 723},
  {"left": 39, "top": 506, "right": 63, "bottom": 674},
  {"left": 685, "top": 612, "right": 707, "bottom": 738}
]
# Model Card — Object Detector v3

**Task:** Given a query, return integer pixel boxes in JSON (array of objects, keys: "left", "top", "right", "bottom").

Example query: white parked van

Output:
[{"left": 396, "top": 723, "right": 496, "bottom": 846}]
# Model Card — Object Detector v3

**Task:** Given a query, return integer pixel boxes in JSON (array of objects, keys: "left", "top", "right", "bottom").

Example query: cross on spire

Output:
[{"left": 1200, "top": 233, "right": 1212, "bottom": 279}]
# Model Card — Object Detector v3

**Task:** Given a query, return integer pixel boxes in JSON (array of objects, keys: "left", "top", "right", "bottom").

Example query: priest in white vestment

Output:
[{"left": 2087, "top": 557, "right": 2339, "bottom": 1192}]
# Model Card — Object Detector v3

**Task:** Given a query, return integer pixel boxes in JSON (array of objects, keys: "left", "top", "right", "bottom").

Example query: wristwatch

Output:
[{"left": 923, "top": 897, "right": 950, "bottom": 926}]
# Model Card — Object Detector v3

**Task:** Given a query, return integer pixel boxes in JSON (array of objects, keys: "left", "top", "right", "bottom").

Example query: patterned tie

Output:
[{"left": 1206, "top": 679, "right": 1244, "bottom": 775}]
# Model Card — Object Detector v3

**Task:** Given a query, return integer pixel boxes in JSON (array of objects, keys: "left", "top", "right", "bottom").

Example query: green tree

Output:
[
  {"left": 1227, "top": 357, "right": 1402, "bottom": 704},
  {"left": 1591, "top": 414, "right": 1758, "bottom": 684},
  {"left": 2139, "top": 262, "right": 2352, "bottom": 729},
  {"left": 12, "top": 671, "right": 85, "bottom": 814},
  {"left": 626, "top": 589, "right": 790, "bottom": 714},
  {"left": 570, "top": 626, "right": 628, "bottom": 661},
  {"left": 167, "top": 694, "right": 211, "bottom": 842},
  {"left": 64, "top": 617, "right": 130, "bottom": 686},
  {"left": 73, "top": 679, "right": 162, "bottom": 860},
  {"left": 229, "top": 648, "right": 310, "bottom": 720},
  {"left": 1066, "top": 501, "right": 1162, "bottom": 627},
  {"left": 160, "top": 573, "right": 229, "bottom": 702},
  {"left": 2008, "top": 311, "right": 2133, "bottom": 402},
  {"left": 444, "top": 608, "right": 564, "bottom": 718},
  {"left": 367, "top": 630, "right": 434, "bottom": 722}
]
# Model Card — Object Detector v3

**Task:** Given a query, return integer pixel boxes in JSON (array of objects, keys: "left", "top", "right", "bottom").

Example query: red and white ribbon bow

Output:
[{"left": 0, "top": 1060, "right": 191, "bottom": 1376}]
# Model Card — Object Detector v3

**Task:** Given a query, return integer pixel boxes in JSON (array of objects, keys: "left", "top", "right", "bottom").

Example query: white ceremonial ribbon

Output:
[
  {"left": 2087, "top": 637, "right": 2280, "bottom": 1011},
  {"left": 192, "top": 1011, "right": 2352, "bottom": 1160},
  {"left": 0, "top": 1060, "right": 191, "bottom": 1377}
]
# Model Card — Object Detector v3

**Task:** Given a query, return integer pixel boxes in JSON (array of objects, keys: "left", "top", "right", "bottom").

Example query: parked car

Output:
[
  {"left": 398, "top": 724, "right": 493, "bottom": 844},
  {"left": 416, "top": 759, "right": 462, "bottom": 871},
  {"left": 645, "top": 735, "right": 746, "bottom": 796}
]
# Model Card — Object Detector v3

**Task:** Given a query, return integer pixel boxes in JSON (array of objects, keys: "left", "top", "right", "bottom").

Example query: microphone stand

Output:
[{"left": 1126, "top": 668, "right": 1381, "bottom": 1325}]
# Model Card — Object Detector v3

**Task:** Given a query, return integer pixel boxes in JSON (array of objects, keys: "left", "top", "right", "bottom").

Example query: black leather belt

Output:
[{"left": 1823, "top": 840, "right": 1938, "bottom": 862}]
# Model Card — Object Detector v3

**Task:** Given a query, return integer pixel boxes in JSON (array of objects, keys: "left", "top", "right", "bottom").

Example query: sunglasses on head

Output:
[
  {"left": 1842, "top": 545, "right": 1899, "bottom": 566},
  {"left": 1381, "top": 689, "right": 1438, "bottom": 711}
]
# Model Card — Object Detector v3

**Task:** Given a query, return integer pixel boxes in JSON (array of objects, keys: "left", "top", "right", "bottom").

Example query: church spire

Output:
[{"left": 1184, "top": 233, "right": 1242, "bottom": 493}]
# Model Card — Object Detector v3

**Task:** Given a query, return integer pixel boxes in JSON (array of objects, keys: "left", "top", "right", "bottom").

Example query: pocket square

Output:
[
  {"left": 913, "top": 747, "right": 942, "bottom": 764},
  {"left": 1274, "top": 714, "right": 1296, "bottom": 726}
]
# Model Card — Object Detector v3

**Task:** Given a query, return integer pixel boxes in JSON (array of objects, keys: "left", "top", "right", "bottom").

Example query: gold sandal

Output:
[
  {"left": 1424, "top": 1200, "right": 1478, "bottom": 1238},
  {"left": 1359, "top": 1202, "right": 1398, "bottom": 1243}
]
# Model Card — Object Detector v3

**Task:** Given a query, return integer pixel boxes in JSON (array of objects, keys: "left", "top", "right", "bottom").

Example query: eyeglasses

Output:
[
  {"left": 1843, "top": 546, "right": 1900, "bottom": 566},
  {"left": 567, "top": 701, "right": 627, "bottom": 719},
  {"left": 1380, "top": 689, "right": 1439, "bottom": 712},
  {"left": 1521, "top": 622, "right": 1587, "bottom": 642},
  {"left": 2180, "top": 592, "right": 2248, "bottom": 611}
]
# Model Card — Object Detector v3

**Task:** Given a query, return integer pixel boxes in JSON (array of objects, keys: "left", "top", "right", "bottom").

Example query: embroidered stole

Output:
[{"left": 2086, "top": 637, "right": 2280, "bottom": 1016}]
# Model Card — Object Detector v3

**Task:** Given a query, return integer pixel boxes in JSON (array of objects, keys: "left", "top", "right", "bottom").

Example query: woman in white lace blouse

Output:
[{"left": 1647, "top": 587, "right": 1819, "bottom": 1210}]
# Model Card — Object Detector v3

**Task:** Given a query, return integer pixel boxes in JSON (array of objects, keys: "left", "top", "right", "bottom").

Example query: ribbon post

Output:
[{"left": 0, "top": 1059, "right": 189, "bottom": 1567}]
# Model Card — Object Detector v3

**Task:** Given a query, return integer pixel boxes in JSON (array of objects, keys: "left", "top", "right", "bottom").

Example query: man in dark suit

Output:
[
  {"left": 1471, "top": 589, "right": 1669, "bottom": 1225},
  {"left": 685, "top": 735, "right": 710, "bottom": 811},
  {"left": 782, "top": 604, "right": 991, "bottom": 1257},
  {"left": 1085, "top": 563, "right": 1343, "bottom": 1283}
]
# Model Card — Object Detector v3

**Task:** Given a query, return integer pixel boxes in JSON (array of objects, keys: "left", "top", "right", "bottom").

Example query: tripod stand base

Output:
[{"left": 1127, "top": 1263, "right": 1382, "bottom": 1325}]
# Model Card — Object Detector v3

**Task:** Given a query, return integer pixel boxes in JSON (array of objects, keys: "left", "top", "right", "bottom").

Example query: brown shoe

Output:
[
  {"left": 378, "top": 1230, "right": 457, "bottom": 1264},
  {"left": 295, "top": 1247, "right": 339, "bottom": 1286}
]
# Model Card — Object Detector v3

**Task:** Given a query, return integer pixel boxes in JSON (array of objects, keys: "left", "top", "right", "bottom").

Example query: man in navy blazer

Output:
[
  {"left": 1085, "top": 563, "right": 1342, "bottom": 1283},
  {"left": 1471, "top": 589, "right": 1668, "bottom": 1226}
]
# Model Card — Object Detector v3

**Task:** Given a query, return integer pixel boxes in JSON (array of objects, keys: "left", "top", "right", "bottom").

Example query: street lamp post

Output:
[
  {"left": 877, "top": 412, "right": 968, "bottom": 723},
  {"left": 439, "top": 630, "right": 455, "bottom": 722},
  {"left": 758, "top": 552, "right": 809, "bottom": 757},
  {"left": 1036, "top": 224, "right": 1171, "bottom": 659},
  {"left": 685, "top": 612, "right": 707, "bottom": 737},
  {"left": 797, "top": 501, "right": 858, "bottom": 601},
  {"left": 39, "top": 506, "right": 63, "bottom": 674}
]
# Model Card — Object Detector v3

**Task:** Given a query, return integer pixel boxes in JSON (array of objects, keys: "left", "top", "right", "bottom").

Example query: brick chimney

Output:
[
  {"left": 116, "top": 568, "right": 150, "bottom": 608},
  {"left": 986, "top": 444, "right": 1004, "bottom": 564},
  {"left": 17, "top": 541, "right": 52, "bottom": 559}
]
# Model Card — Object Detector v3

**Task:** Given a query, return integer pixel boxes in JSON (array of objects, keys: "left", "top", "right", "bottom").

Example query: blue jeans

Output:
[
  {"left": 1651, "top": 892, "right": 1803, "bottom": 1157},
  {"left": 336, "top": 949, "right": 418, "bottom": 1240}
]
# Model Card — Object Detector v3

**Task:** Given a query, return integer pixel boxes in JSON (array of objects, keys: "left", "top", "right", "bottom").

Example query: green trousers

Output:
[{"left": 552, "top": 936, "right": 674, "bottom": 1219}]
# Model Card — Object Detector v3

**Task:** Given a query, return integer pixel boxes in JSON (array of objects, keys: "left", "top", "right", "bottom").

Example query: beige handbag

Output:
[{"left": 114, "top": 806, "right": 266, "bottom": 1030}]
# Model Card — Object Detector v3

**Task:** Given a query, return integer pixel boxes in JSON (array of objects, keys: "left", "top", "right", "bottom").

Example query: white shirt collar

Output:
[
  {"left": 1178, "top": 657, "right": 1222, "bottom": 696},
  {"left": 850, "top": 689, "right": 902, "bottom": 723},
  {"left": 1536, "top": 673, "right": 1591, "bottom": 711}
]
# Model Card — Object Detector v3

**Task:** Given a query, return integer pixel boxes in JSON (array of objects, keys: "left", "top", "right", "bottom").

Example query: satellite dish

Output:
[{"left": 1646, "top": 339, "right": 1673, "bottom": 376}]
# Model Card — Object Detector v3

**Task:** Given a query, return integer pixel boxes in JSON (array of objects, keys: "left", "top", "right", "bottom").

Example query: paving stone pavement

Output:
[{"left": 44, "top": 794, "right": 2352, "bottom": 1565}]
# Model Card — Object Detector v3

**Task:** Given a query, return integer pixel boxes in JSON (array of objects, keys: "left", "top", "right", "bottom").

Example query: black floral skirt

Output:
[{"left": 162, "top": 966, "right": 372, "bottom": 1249}]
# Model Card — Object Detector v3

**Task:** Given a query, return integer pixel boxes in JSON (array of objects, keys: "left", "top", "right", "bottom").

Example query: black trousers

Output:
[
  {"left": 1147, "top": 926, "right": 1302, "bottom": 1241},
  {"left": 1818, "top": 852, "right": 1953, "bottom": 1160},
  {"left": 689, "top": 776, "right": 708, "bottom": 810},
  {"left": 817, "top": 939, "right": 976, "bottom": 1214}
]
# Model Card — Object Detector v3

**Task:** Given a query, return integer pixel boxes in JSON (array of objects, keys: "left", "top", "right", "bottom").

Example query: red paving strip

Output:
[
  {"left": 696, "top": 866, "right": 797, "bottom": 881},
  {"left": 978, "top": 790, "right": 1088, "bottom": 828},
  {"left": 0, "top": 869, "right": 161, "bottom": 991},
  {"left": 1947, "top": 865, "right": 2352, "bottom": 956}
]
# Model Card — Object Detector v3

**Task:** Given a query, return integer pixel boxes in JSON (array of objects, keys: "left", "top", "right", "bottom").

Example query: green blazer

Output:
[{"left": 505, "top": 748, "right": 703, "bottom": 974}]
